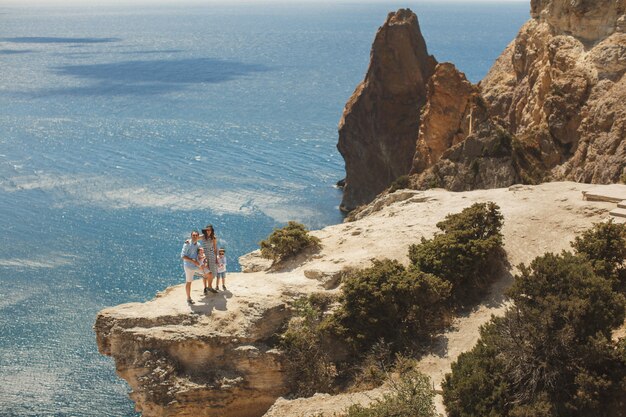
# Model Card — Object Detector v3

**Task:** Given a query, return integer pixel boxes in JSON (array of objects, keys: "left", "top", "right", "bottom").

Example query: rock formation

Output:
[
  {"left": 338, "top": 1, "right": 626, "bottom": 211},
  {"left": 481, "top": 0, "right": 626, "bottom": 184},
  {"left": 411, "top": 63, "right": 476, "bottom": 173},
  {"left": 530, "top": 0, "right": 626, "bottom": 43},
  {"left": 95, "top": 182, "right": 626, "bottom": 417},
  {"left": 337, "top": 8, "right": 436, "bottom": 212},
  {"left": 409, "top": 63, "right": 540, "bottom": 191},
  {"left": 94, "top": 273, "right": 302, "bottom": 417}
]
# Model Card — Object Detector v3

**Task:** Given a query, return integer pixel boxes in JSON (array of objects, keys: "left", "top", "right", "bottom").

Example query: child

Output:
[
  {"left": 197, "top": 248, "right": 213, "bottom": 294},
  {"left": 216, "top": 248, "right": 227, "bottom": 291}
]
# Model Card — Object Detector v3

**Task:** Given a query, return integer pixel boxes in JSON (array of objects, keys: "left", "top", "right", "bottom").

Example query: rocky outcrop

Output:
[
  {"left": 481, "top": 0, "right": 626, "bottom": 184},
  {"left": 530, "top": 0, "right": 626, "bottom": 43},
  {"left": 338, "top": 2, "right": 625, "bottom": 212},
  {"left": 411, "top": 63, "right": 476, "bottom": 174},
  {"left": 94, "top": 273, "right": 306, "bottom": 417},
  {"left": 337, "top": 8, "right": 436, "bottom": 212},
  {"left": 409, "top": 63, "right": 541, "bottom": 191},
  {"left": 95, "top": 183, "right": 624, "bottom": 417}
]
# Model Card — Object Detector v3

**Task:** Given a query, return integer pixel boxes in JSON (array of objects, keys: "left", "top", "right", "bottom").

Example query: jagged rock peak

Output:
[
  {"left": 337, "top": 8, "right": 437, "bottom": 212},
  {"left": 387, "top": 7, "right": 417, "bottom": 25},
  {"left": 530, "top": 0, "right": 626, "bottom": 43},
  {"left": 411, "top": 62, "right": 478, "bottom": 174}
]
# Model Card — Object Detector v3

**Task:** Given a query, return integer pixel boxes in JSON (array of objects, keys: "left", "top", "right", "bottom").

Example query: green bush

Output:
[
  {"left": 485, "top": 126, "right": 514, "bottom": 157},
  {"left": 427, "top": 175, "right": 441, "bottom": 189},
  {"left": 389, "top": 175, "right": 410, "bottom": 193},
  {"left": 351, "top": 340, "right": 394, "bottom": 390},
  {"left": 259, "top": 221, "right": 321, "bottom": 263},
  {"left": 505, "top": 252, "right": 625, "bottom": 415},
  {"left": 442, "top": 321, "right": 512, "bottom": 417},
  {"left": 345, "top": 368, "right": 438, "bottom": 417},
  {"left": 278, "top": 205, "right": 506, "bottom": 399},
  {"left": 280, "top": 296, "right": 336, "bottom": 397},
  {"left": 572, "top": 220, "right": 626, "bottom": 286},
  {"left": 408, "top": 202, "right": 504, "bottom": 302},
  {"left": 510, "top": 252, "right": 625, "bottom": 341},
  {"left": 326, "top": 259, "right": 451, "bottom": 355},
  {"left": 443, "top": 250, "right": 626, "bottom": 417}
]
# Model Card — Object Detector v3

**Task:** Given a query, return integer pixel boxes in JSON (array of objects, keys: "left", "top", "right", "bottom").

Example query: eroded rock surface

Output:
[
  {"left": 339, "top": 2, "right": 625, "bottom": 212},
  {"left": 409, "top": 63, "right": 540, "bottom": 191},
  {"left": 94, "top": 272, "right": 313, "bottom": 417},
  {"left": 530, "top": 0, "right": 626, "bottom": 43},
  {"left": 337, "top": 8, "right": 436, "bottom": 212},
  {"left": 481, "top": 0, "right": 626, "bottom": 183},
  {"left": 411, "top": 63, "right": 476, "bottom": 174}
]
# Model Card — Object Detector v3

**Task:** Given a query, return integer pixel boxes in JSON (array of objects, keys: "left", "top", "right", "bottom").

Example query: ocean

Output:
[{"left": 0, "top": 2, "right": 528, "bottom": 415}]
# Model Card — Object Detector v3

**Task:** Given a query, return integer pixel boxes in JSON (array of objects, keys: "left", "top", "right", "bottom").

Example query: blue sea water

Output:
[{"left": 0, "top": 2, "right": 528, "bottom": 415}]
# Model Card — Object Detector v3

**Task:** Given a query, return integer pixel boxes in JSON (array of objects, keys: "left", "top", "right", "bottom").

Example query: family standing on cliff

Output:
[{"left": 180, "top": 225, "right": 228, "bottom": 304}]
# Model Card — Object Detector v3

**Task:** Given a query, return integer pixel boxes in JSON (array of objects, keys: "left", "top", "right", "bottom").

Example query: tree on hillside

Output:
[
  {"left": 327, "top": 259, "right": 451, "bottom": 354},
  {"left": 572, "top": 220, "right": 626, "bottom": 288},
  {"left": 408, "top": 202, "right": 504, "bottom": 302},
  {"left": 443, "top": 250, "right": 626, "bottom": 417},
  {"left": 259, "top": 221, "right": 321, "bottom": 263}
]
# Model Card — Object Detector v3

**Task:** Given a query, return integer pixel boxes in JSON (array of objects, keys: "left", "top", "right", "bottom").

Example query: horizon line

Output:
[{"left": 1, "top": 0, "right": 529, "bottom": 6}]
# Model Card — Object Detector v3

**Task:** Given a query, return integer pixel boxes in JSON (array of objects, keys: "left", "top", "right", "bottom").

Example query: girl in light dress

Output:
[{"left": 196, "top": 248, "right": 212, "bottom": 293}]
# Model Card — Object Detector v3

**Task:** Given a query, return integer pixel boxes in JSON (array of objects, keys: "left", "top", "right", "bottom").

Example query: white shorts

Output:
[{"left": 183, "top": 265, "right": 200, "bottom": 283}]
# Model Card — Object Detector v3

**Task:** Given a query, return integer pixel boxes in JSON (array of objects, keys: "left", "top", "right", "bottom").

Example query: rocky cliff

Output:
[
  {"left": 95, "top": 183, "right": 626, "bottom": 417},
  {"left": 481, "top": 0, "right": 626, "bottom": 184},
  {"left": 338, "top": 2, "right": 626, "bottom": 210},
  {"left": 94, "top": 272, "right": 296, "bottom": 417},
  {"left": 530, "top": 0, "right": 626, "bottom": 43},
  {"left": 409, "top": 62, "right": 540, "bottom": 191},
  {"left": 337, "top": 8, "right": 436, "bottom": 212}
]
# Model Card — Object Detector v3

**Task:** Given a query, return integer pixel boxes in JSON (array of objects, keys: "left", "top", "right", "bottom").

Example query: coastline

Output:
[{"left": 95, "top": 182, "right": 626, "bottom": 417}]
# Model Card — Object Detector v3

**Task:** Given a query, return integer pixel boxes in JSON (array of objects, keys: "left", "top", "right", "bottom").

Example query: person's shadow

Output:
[{"left": 190, "top": 290, "right": 233, "bottom": 315}]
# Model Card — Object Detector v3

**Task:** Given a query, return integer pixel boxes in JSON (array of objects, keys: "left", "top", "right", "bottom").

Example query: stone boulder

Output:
[{"left": 239, "top": 250, "right": 272, "bottom": 273}]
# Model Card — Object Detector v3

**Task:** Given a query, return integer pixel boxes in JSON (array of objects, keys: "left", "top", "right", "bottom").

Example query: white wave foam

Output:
[
  {"left": 0, "top": 254, "right": 75, "bottom": 269},
  {"left": 3, "top": 173, "right": 318, "bottom": 222}
]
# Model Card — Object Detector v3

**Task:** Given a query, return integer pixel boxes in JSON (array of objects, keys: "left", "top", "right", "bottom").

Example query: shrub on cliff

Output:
[
  {"left": 350, "top": 340, "right": 395, "bottom": 390},
  {"left": 572, "top": 220, "right": 626, "bottom": 287},
  {"left": 280, "top": 295, "right": 337, "bottom": 397},
  {"left": 408, "top": 202, "right": 504, "bottom": 302},
  {"left": 259, "top": 221, "right": 321, "bottom": 263},
  {"left": 326, "top": 259, "right": 451, "bottom": 354},
  {"left": 345, "top": 366, "right": 438, "bottom": 417},
  {"left": 443, "top": 250, "right": 626, "bottom": 417},
  {"left": 389, "top": 175, "right": 410, "bottom": 193}
]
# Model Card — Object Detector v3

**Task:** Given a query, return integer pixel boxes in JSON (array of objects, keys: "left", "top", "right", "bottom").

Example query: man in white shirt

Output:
[{"left": 181, "top": 230, "right": 201, "bottom": 304}]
